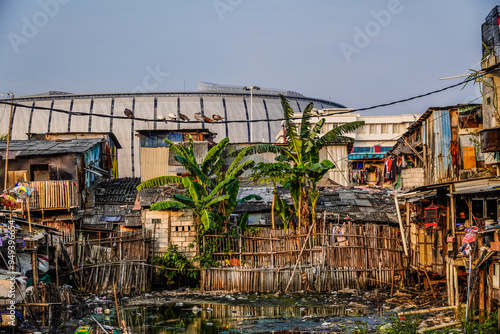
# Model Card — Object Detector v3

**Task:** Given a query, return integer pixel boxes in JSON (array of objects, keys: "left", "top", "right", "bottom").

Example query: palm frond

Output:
[
  {"left": 165, "top": 138, "right": 188, "bottom": 159},
  {"left": 200, "top": 209, "right": 216, "bottom": 233},
  {"left": 187, "top": 134, "right": 195, "bottom": 160},
  {"left": 189, "top": 179, "right": 209, "bottom": 200},
  {"left": 202, "top": 137, "right": 229, "bottom": 174},
  {"left": 317, "top": 121, "right": 364, "bottom": 148},
  {"left": 237, "top": 194, "right": 262, "bottom": 204},
  {"left": 227, "top": 160, "right": 255, "bottom": 179},
  {"left": 310, "top": 118, "right": 326, "bottom": 139},
  {"left": 300, "top": 102, "right": 314, "bottom": 139},
  {"left": 237, "top": 212, "right": 249, "bottom": 230},
  {"left": 175, "top": 155, "right": 213, "bottom": 187},
  {"left": 167, "top": 137, "right": 197, "bottom": 165},
  {"left": 228, "top": 143, "right": 281, "bottom": 158},
  {"left": 224, "top": 181, "right": 240, "bottom": 218},
  {"left": 150, "top": 200, "right": 190, "bottom": 211},
  {"left": 274, "top": 194, "right": 292, "bottom": 225},
  {"left": 227, "top": 146, "right": 252, "bottom": 176},
  {"left": 137, "top": 175, "right": 183, "bottom": 190},
  {"left": 172, "top": 194, "right": 195, "bottom": 207},
  {"left": 209, "top": 177, "right": 237, "bottom": 197},
  {"left": 205, "top": 194, "right": 231, "bottom": 208},
  {"left": 208, "top": 156, "right": 225, "bottom": 178},
  {"left": 280, "top": 95, "right": 301, "bottom": 160}
]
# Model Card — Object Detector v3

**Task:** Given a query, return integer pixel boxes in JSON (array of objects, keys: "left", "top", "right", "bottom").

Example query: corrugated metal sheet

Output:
[
  {"left": 321, "top": 145, "right": 349, "bottom": 186},
  {"left": 140, "top": 147, "right": 170, "bottom": 181},
  {"left": 433, "top": 110, "right": 453, "bottom": 182}
]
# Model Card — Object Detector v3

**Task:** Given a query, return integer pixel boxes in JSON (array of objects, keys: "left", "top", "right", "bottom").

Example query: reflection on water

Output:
[{"left": 89, "top": 302, "right": 374, "bottom": 334}]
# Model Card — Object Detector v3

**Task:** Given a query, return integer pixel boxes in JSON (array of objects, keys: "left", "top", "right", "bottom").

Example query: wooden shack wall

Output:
[{"left": 201, "top": 223, "right": 405, "bottom": 293}]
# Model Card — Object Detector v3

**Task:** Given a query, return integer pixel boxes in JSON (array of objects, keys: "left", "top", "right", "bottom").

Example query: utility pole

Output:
[
  {"left": 243, "top": 86, "right": 260, "bottom": 142},
  {"left": 2, "top": 92, "right": 14, "bottom": 191}
]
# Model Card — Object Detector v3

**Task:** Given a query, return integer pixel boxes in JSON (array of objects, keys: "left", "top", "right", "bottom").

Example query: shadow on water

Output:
[{"left": 88, "top": 301, "right": 385, "bottom": 334}]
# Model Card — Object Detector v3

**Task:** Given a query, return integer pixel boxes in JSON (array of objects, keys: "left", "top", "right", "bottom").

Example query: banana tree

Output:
[
  {"left": 233, "top": 95, "right": 364, "bottom": 230},
  {"left": 137, "top": 135, "right": 258, "bottom": 235},
  {"left": 250, "top": 161, "right": 293, "bottom": 229}
]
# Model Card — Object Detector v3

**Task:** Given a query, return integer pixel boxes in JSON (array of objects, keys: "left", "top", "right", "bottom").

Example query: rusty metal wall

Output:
[
  {"left": 320, "top": 145, "right": 349, "bottom": 186},
  {"left": 425, "top": 110, "right": 454, "bottom": 184},
  {"left": 140, "top": 147, "right": 170, "bottom": 181}
]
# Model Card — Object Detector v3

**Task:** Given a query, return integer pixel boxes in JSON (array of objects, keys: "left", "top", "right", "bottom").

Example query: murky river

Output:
[{"left": 78, "top": 295, "right": 387, "bottom": 334}]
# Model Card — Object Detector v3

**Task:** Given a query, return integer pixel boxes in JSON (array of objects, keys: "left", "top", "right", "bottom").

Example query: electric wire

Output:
[{"left": 0, "top": 63, "right": 497, "bottom": 124}]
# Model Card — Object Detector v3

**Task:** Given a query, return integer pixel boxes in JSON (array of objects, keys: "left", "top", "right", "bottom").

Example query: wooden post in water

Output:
[{"left": 284, "top": 220, "right": 316, "bottom": 293}]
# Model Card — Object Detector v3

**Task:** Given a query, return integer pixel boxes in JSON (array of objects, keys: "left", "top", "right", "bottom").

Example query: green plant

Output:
[
  {"left": 250, "top": 161, "right": 293, "bottom": 229},
  {"left": 137, "top": 135, "right": 260, "bottom": 268},
  {"left": 455, "top": 309, "right": 498, "bottom": 334},
  {"left": 232, "top": 95, "right": 364, "bottom": 231},
  {"left": 380, "top": 314, "right": 420, "bottom": 334},
  {"left": 152, "top": 245, "right": 199, "bottom": 286}
]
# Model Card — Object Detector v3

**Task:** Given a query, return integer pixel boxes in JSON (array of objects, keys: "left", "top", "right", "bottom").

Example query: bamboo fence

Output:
[
  {"left": 201, "top": 222, "right": 405, "bottom": 293},
  {"left": 20, "top": 283, "right": 74, "bottom": 328},
  {"left": 72, "top": 230, "right": 152, "bottom": 294},
  {"left": 19, "top": 180, "right": 78, "bottom": 209}
]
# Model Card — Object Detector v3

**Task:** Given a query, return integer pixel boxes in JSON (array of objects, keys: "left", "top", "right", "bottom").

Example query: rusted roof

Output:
[
  {"left": 234, "top": 186, "right": 398, "bottom": 224},
  {"left": 0, "top": 139, "right": 103, "bottom": 158},
  {"left": 95, "top": 177, "right": 141, "bottom": 204},
  {"left": 138, "top": 184, "right": 185, "bottom": 207}
]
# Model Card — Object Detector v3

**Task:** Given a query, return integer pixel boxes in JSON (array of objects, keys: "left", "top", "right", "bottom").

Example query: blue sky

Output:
[{"left": 0, "top": 1, "right": 497, "bottom": 115}]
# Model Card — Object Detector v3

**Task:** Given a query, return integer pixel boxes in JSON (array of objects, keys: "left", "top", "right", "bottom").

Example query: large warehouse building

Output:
[{"left": 0, "top": 82, "right": 346, "bottom": 178}]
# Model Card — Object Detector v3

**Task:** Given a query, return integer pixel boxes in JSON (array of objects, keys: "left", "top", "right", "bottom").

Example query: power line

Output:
[{"left": 0, "top": 65, "right": 497, "bottom": 123}]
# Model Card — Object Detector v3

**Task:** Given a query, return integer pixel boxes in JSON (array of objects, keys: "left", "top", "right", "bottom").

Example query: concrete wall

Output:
[
  {"left": 401, "top": 168, "right": 425, "bottom": 190},
  {"left": 144, "top": 209, "right": 196, "bottom": 259}
]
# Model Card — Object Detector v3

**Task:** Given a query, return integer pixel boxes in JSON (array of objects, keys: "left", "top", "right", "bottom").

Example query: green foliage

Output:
[
  {"left": 194, "top": 236, "right": 222, "bottom": 268},
  {"left": 238, "top": 95, "right": 364, "bottom": 230},
  {"left": 453, "top": 309, "right": 498, "bottom": 334},
  {"left": 152, "top": 245, "right": 199, "bottom": 286},
  {"left": 0, "top": 134, "right": 7, "bottom": 141},
  {"left": 137, "top": 135, "right": 259, "bottom": 268},
  {"left": 380, "top": 314, "right": 420, "bottom": 334},
  {"left": 251, "top": 162, "right": 294, "bottom": 229}
]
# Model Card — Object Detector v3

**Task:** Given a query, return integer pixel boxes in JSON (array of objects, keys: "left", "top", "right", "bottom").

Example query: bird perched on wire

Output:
[
  {"left": 212, "top": 114, "right": 224, "bottom": 121},
  {"left": 194, "top": 112, "right": 204, "bottom": 121},
  {"left": 203, "top": 115, "right": 215, "bottom": 123},
  {"left": 179, "top": 112, "right": 190, "bottom": 121},
  {"left": 124, "top": 108, "right": 134, "bottom": 118},
  {"left": 168, "top": 113, "right": 177, "bottom": 121}
]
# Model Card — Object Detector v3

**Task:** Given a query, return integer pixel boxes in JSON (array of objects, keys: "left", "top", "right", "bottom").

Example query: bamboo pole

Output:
[
  {"left": 113, "top": 282, "right": 123, "bottom": 331},
  {"left": 417, "top": 321, "right": 460, "bottom": 333},
  {"left": 397, "top": 306, "right": 457, "bottom": 316},
  {"left": 394, "top": 195, "right": 409, "bottom": 256},
  {"left": 3, "top": 93, "right": 14, "bottom": 191},
  {"left": 284, "top": 220, "right": 316, "bottom": 293}
]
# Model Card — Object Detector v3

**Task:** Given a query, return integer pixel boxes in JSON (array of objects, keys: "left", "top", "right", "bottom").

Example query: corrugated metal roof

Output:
[
  {"left": 95, "top": 177, "right": 141, "bottom": 204},
  {"left": 0, "top": 139, "right": 103, "bottom": 157},
  {"left": 235, "top": 186, "right": 398, "bottom": 223},
  {"left": 451, "top": 178, "right": 500, "bottom": 195}
]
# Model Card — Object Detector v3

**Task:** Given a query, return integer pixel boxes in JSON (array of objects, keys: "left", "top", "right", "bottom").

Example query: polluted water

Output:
[{"left": 67, "top": 293, "right": 390, "bottom": 334}]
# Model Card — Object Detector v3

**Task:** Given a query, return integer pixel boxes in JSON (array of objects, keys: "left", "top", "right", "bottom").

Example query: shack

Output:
[
  {"left": 202, "top": 187, "right": 405, "bottom": 293},
  {"left": 387, "top": 102, "right": 500, "bottom": 307}
]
